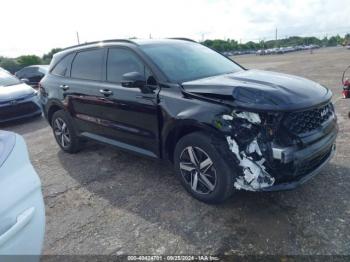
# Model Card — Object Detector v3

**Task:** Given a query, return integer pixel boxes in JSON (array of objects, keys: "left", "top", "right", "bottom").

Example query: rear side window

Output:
[
  {"left": 107, "top": 48, "right": 144, "bottom": 83},
  {"left": 71, "top": 49, "right": 104, "bottom": 81},
  {"left": 51, "top": 53, "right": 75, "bottom": 77}
]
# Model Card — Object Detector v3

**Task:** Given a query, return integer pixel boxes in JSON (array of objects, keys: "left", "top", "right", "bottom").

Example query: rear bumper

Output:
[{"left": 0, "top": 96, "right": 42, "bottom": 124}]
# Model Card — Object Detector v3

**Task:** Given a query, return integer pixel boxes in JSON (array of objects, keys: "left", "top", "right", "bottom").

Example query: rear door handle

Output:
[
  {"left": 99, "top": 89, "right": 113, "bottom": 96},
  {"left": 0, "top": 207, "right": 35, "bottom": 247},
  {"left": 59, "top": 84, "right": 69, "bottom": 91}
]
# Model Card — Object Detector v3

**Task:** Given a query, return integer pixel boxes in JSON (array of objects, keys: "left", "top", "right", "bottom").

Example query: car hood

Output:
[
  {"left": 0, "top": 83, "right": 35, "bottom": 102},
  {"left": 181, "top": 69, "right": 332, "bottom": 111}
]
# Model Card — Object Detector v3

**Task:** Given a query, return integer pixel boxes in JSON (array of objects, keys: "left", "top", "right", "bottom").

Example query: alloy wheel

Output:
[
  {"left": 53, "top": 117, "right": 71, "bottom": 148},
  {"left": 179, "top": 146, "right": 217, "bottom": 194}
]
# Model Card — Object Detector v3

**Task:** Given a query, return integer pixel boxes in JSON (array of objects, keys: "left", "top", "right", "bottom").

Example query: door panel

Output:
[
  {"left": 67, "top": 80, "right": 160, "bottom": 157},
  {"left": 66, "top": 47, "right": 160, "bottom": 157},
  {"left": 91, "top": 81, "right": 160, "bottom": 157}
]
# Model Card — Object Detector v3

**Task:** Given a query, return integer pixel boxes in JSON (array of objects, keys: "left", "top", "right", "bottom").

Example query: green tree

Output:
[
  {"left": 328, "top": 36, "right": 338, "bottom": 46},
  {"left": 42, "top": 48, "right": 62, "bottom": 63},
  {"left": 0, "top": 57, "right": 20, "bottom": 73},
  {"left": 17, "top": 55, "right": 42, "bottom": 67}
]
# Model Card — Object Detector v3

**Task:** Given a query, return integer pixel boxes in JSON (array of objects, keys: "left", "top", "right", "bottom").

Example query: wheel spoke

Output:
[
  {"left": 199, "top": 157, "right": 213, "bottom": 173},
  {"left": 54, "top": 130, "right": 62, "bottom": 136},
  {"left": 55, "top": 119, "right": 62, "bottom": 130},
  {"left": 180, "top": 162, "right": 196, "bottom": 172},
  {"left": 63, "top": 134, "right": 70, "bottom": 143},
  {"left": 199, "top": 173, "right": 215, "bottom": 192},
  {"left": 187, "top": 146, "right": 198, "bottom": 166},
  {"left": 61, "top": 122, "right": 67, "bottom": 132},
  {"left": 191, "top": 172, "right": 198, "bottom": 191},
  {"left": 61, "top": 134, "right": 65, "bottom": 147}
]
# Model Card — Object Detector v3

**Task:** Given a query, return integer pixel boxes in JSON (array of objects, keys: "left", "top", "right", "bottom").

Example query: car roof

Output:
[
  {"left": 50, "top": 38, "right": 198, "bottom": 71},
  {"left": 60, "top": 38, "right": 196, "bottom": 52}
]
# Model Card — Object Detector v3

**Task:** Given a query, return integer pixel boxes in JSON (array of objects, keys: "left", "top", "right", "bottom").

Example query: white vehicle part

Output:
[
  {"left": 0, "top": 132, "right": 45, "bottom": 256},
  {"left": 226, "top": 136, "right": 275, "bottom": 191},
  {"left": 232, "top": 111, "right": 261, "bottom": 124}
]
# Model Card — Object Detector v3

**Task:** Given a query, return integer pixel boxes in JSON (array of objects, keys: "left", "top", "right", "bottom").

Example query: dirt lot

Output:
[{"left": 3, "top": 47, "right": 350, "bottom": 255}]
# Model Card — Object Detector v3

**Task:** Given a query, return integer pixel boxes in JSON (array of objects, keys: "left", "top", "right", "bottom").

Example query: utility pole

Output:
[
  {"left": 275, "top": 28, "right": 278, "bottom": 40},
  {"left": 275, "top": 27, "right": 278, "bottom": 47},
  {"left": 76, "top": 32, "right": 80, "bottom": 44}
]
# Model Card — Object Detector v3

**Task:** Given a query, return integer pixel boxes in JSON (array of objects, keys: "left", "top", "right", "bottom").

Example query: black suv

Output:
[{"left": 39, "top": 39, "right": 338, "bottom": 203}]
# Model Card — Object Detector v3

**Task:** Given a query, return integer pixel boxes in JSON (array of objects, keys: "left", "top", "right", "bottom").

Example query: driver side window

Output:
[{"left": 107, "top": 48, "right": 147, "bottom": 84}]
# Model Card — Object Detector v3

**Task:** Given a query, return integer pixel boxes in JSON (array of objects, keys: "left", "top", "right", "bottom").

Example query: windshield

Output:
[
  {"left": 141, "top": 42, "right": 243, "bottom": 82},
  {"left": 0, "top": 71, "right": 21, "bottom": 87}
]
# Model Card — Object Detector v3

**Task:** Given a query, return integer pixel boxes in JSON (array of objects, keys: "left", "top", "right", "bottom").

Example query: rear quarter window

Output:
[
  {"left": 71, "top": 49, "right": 104, "bottom": 81},
  {"left": 51, "top": 53, "right": 75, "bottom": 77}
]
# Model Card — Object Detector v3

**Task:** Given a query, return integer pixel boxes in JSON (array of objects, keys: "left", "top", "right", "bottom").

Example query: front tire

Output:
[
  {"left": 174, "top": 132, "right": 235, "bottom": 204},
  {"left": 51, "top": 110, "right": 82, "bottom": 153}
]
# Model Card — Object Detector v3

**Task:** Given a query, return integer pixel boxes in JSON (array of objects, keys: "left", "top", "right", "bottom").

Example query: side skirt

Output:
[{"left": 81, "top": 132, "right": 158, "bottom": 159}]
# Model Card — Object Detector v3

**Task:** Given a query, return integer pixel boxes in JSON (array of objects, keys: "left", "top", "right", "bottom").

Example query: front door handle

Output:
[
  {"left": 0, "top": 207, "right": 35, "bottom": 247},
  {"left": 99, "top": 89, "right": 113, "bottom": 96},
  {"left": 59, "top": 84, "right": 69, "bottom": 91}
]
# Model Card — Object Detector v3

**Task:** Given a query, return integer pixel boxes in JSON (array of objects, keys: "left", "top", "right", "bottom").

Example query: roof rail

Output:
[
  {"left": 61, "top": 39, "right": 137, "bottom": 51},
  {"left": 168, "top": 37, "right": 197, "bottom": 43}
]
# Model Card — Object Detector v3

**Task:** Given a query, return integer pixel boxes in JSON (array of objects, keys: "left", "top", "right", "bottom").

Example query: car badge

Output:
[
  {"left": 10, "top": 100, "right": 18, "bottom": 106},
  {"left": 320, "top": 107, "right": 329, "bottom": 117}
]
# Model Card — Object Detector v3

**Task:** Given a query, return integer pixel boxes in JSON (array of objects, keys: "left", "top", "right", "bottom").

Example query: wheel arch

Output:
[
  {"left": 47, "top": 101, "right": 65, "bottom": 126},
  {"left": 162, "top": 120, "right": 224, "bottom": 163}
]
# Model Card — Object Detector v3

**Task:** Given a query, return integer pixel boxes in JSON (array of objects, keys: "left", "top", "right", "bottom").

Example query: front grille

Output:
[
  {"left": 283, "top": 103, "right": 333, "bottom": 134},
  {"left": 0, "top": 102, "right": 39, "bottom": 120}
]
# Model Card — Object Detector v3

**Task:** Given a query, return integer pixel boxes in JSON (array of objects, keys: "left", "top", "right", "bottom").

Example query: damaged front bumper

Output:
[
  {"left": 223, "top": 109, "right": 338, "bottom": 192},
  {"left": 263, "top": 143, "right": 336, "bottom": 191},
  {"left": 263, "top": 144, "right": 336, "bottom": 191}
]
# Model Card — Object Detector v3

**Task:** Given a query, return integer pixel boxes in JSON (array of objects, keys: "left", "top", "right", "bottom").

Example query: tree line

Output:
[
  {"left": 1, "top": 34, "right": 350, "bottom": 73},
  {"left": 202, "top": 34, "right": 350, "bottom": 52},
  {"left": 0, "top": 48, "right": 62, "bottom": 73}
]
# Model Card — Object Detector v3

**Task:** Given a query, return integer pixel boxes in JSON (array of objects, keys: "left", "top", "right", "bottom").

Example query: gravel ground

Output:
[{"left": 3, "top": 46, "right": 350, "bottom": 256}]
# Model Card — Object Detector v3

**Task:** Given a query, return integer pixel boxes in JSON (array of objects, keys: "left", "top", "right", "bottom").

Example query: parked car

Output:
[
  {"left": 15, "top": 65, "right": 49, "bottom": 88},
  {"left": 0, "top": 131, "right": 45, "bottom": 256},
  {"left": 0, "top": 67, "right": 11, "bottom": 75},
  {"left": 40, "top": 38, "right": 338, "bottom": 203},
  {"left": 0, "top": 70, "right": 42, "bottom": 123},
  {"left": 256, "top": 49, "right": 265, "bottom": 55}
]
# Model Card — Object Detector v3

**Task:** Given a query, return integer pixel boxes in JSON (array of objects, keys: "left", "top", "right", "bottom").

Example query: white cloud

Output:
[{"left": 0, "top": 0, "right": 349, "bottom": 57}]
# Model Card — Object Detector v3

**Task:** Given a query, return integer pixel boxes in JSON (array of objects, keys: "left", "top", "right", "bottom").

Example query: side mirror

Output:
[
  {"left": 21, "top": 78, "right": 30, "bottom": 84},
  {"left": 121, "top": 72, "right": 146, "bottom": 88}
]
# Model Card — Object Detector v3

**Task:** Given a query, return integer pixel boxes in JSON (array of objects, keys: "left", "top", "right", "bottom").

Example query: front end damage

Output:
[{"left": 216, "top": 106, "right": 338, "bottom": 192}]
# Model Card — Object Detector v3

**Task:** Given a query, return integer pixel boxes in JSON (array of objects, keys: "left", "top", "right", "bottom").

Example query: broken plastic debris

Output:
[
  {"left": 226, "top": 136, "right": 275, "bottom": 191},
  {"left": 222, "top": 114, "right": 234, "bottom": 121},
  {"left": 246, "top": 139, "right": 262, "bottom": 156},
  {"left": 232, "top": 111, "right": 261, "bottom": 124}
]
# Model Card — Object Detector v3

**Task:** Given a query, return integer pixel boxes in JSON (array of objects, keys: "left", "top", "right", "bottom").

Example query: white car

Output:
[{"left": 0, "top": 131, "right": 45, "bottom": 256}]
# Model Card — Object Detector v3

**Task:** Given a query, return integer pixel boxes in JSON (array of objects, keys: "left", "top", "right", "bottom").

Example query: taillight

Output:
[{"left": 38, "top": 82, "right": 45, "bottom": 96}]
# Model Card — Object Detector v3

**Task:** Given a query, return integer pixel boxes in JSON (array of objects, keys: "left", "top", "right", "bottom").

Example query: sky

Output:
[{"left": 1, "top": 0, "right": 349, "bottom": 57}]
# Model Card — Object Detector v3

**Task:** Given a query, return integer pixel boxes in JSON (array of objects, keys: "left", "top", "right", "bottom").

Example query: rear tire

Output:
[
  {"left": 174, "top": 132, "right": 235, "bottom": 204},
  {"left": 51, "top": 110, "right": 82, "bottom": 153}
]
